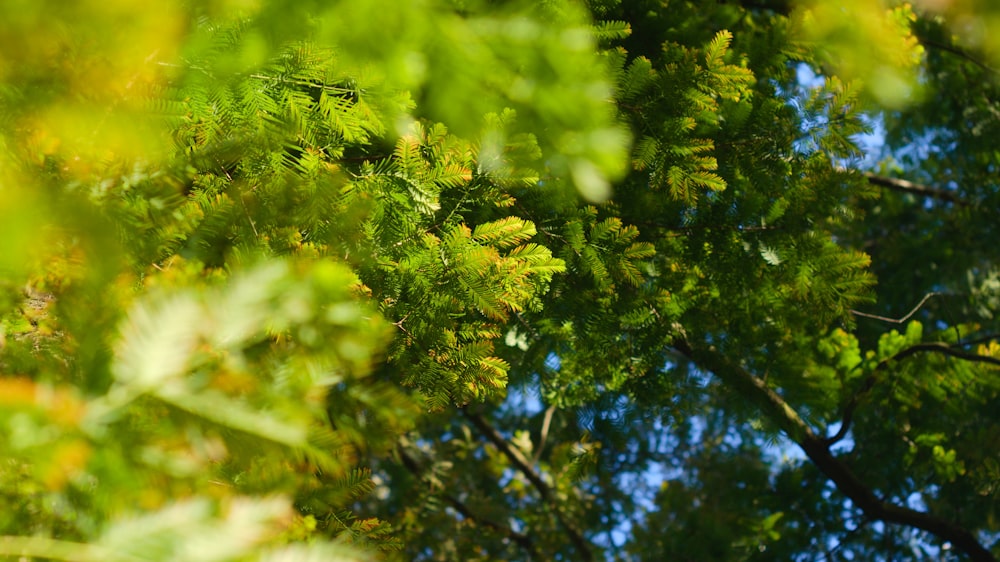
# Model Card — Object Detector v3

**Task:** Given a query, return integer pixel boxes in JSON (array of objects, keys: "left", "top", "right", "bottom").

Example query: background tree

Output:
[
  {"left": 364, "top": 2, "right": 1000, "bottom": 560},
  {"left": 1, "top": 1, "right": 998, "bottom": 561}
]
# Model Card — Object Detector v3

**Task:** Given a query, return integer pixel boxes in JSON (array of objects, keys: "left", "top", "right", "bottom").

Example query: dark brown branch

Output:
[
  {"left": 898, "top": 342, "right": 1000, "bottom": 368},
  {"left": 824, "top": 404, "right": 856, "bottom": 448},
  {"left": 461, "top": 409, "right": 594, "bottom": 562},
  {"left": 396, "top": 442, "right": 538, "bottom": 557},
  {"left": 863, "top": 173, "right": 969, "bottom": 207},
  {"left": 671, "top": 338, "right": 997, "bottom": 562}
]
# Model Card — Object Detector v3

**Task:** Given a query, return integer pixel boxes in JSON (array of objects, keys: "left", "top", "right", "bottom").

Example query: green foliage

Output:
[
  {"left": 0, "top": 260, "right": 403, "bottom": 559},
  {"left": 3, "top": 0, "right": 1000, "bottom": 561},
  {"left": 0, "top": 0, "right": 604, "bottom": 559},
  {"left": 793, "top": 0, "right": 925, "bottom": 106},
  {"left": 618, "top": 29, "right": 755, "bottom": 205}
]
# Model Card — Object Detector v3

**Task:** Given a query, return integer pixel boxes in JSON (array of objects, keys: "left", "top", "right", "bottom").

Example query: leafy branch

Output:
[
  {"left": 827, "top": 339, "right": 1000, "bottom": 447},
  {"left": 671, "top": 337, "right": 997, "bottom": 562}
]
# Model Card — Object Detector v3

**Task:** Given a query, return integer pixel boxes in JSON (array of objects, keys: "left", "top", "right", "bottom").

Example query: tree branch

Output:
[
  {"left": 917, "top": 35, "right": 1000, "bottom": 76},
  {"left": 395, "top": 442, "right": 538, "bottom": 557},
  {"left": 671, "top": 338, "right": 997, "bottom": 562},
  {"left": 851, "top": 292, "right": 938, "bottom": 324},
  {"left": 896, "top": 342, "right": 1000, "bottom": 368},
  {"left": 533, "top": 405, "right": 556, "bottom": 464},
  {"left": 829, "top": 339, "right": 1000, "bottom": 446},
  {"left": 461, "top": 409, "right": 594, "bottom": 562},
  {"left": 863, "top": 173, "right": 969, "bottom": 206}
]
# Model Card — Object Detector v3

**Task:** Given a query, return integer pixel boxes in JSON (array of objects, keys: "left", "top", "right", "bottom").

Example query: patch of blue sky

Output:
[
  {"left": 790, "top": 63, "right": 891, "bottom": 169},
  {"left": 502, "top": 379, "right": 545, "bottom": 418}
]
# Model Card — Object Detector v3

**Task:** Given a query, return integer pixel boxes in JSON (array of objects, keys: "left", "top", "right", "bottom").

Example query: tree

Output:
[{"left": 1, "top": 1, "right": 998, "bottom": 561}]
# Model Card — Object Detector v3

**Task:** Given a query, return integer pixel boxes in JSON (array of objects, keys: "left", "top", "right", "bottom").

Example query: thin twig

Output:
[
  {"left": 248, "top": 73, "right": 357, "bottom": 93},
  {"left": 213, "top": 157, "right": 261, "bottom": 240},
  {"left": 533, "top": 406, "right": 556, "bottom": 464},
  {"left": 240, "top": 192, "right": 260, "bottom": 239},
  {"left": 851, "top": 292, "right": 938, "bottom": 324}
]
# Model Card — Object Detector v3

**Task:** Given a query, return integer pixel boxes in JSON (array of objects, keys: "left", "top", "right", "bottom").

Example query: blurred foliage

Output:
[
  {"left": 2, "top": 0, "right": 1000, "bottom": 561},
  {"left": 793, "top": 0, "right": 925, "bottom": 107}
]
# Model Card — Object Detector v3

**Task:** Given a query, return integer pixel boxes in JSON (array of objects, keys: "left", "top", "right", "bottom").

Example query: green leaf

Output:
[
  {"left": 760, "top": 244, "right": 783, "bottom": 266},
  {"left": 705, "top": 30, "right": 733, "bottom": 69},
  {"left": 472, "top": 217, "right": 537, "bottom": 249}
]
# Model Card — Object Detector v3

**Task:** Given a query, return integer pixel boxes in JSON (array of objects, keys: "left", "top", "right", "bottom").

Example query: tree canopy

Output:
[{"left": 2, "top": 1, "right": 999, "bottom": 560}]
